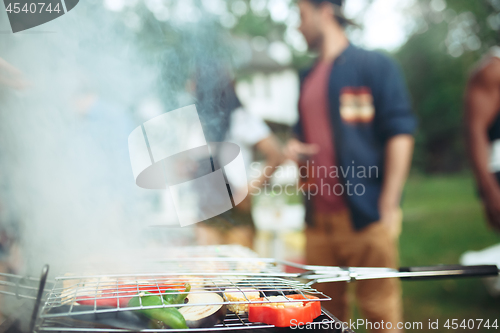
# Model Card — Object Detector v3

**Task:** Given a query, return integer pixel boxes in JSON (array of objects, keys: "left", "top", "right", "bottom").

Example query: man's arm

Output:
[
  {"left": 373, "top": 55, "right": 416, "bottom": 235},
  {"left": 235, "top": 135, "right": 284, "bottom": 212},
  {"left": 465, "top": 59, "right": 500, "bottom": 231},
  {"left": 251, "top": 135, "right": 285, "bottom": 192},
  {"left": 379, "top": 135, "right": 414, "bottom": 235}
]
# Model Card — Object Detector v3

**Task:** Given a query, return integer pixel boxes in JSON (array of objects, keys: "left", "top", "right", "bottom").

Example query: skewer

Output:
[{"left": 299, "top": 264, "right": 500, "bottom": 286}]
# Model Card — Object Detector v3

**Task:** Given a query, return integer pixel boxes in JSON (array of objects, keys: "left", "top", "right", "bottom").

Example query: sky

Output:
[{"left": 345, "top": 0, "right": 417, "bottom": 51}]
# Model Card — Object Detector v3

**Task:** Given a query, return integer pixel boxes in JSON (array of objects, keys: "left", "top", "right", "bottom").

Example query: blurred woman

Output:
[{"left": 192, "top": 62, "right": 284, "bottom": 249}]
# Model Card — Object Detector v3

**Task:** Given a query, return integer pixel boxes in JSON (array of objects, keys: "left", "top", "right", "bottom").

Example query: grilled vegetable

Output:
[
  {"left": 128, "top": 292, "right": 188, "bottom": 329},
  {"left": 162, "top": 283, "right": 191, "bottom": 305},
  {"left": 223, "top": 288, "right": 260, "bottom": 314},
  {"left": 248, "top": 294, "right": 321, "bottom": 327},
  {"left": 76, "top": 283, "right": 183, "bottom": 307},
  {"left": 178, "top": 292, "right": 227, "bottom": 328}
]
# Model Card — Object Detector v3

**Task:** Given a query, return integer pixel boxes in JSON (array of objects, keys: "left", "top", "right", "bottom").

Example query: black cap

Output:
[
  {"left": 309, "top": 0, "right": 344, "bottom": 6},
  {"left": 307, "top": 0, "right": 355, "bottom": 26}
]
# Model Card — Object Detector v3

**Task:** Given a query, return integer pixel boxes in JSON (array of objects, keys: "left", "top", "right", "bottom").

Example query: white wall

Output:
[{"left": 236, "top": 69, "right": 299, "bottom": 126}]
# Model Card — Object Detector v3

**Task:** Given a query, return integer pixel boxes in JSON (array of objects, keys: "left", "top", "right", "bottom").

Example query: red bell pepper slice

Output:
[
  {"left": 248, "top": 294, "right": 321, "bottom": 328},
  {"left": 75, "top": 283, "right": 184, "bottom": 307}
]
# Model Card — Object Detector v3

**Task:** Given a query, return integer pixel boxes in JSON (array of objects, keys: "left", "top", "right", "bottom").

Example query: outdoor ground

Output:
[{"left": 354, "top": 174, "right": 500, "bottom": 332}]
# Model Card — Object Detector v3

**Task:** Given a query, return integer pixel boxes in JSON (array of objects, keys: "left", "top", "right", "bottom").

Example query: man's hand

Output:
[
  {"left": 379, "top": 134, "right": 414, "bottom": 237},
  {"left": 482, "top": 185, "right": 500, "bottom": 232},
  {"left": 378, "top": 199, "right": 402, "bottom": 238},
  {"left": 235, "top": 188, "right": 252, "bottom": 213},
  {"left": 285, "top": 138, "right": 319, "bottom": 162}
]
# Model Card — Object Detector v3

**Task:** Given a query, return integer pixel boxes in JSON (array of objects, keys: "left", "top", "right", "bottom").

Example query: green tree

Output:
[{"left": 395, "top": 0, "right": 500, "bottom": 173}]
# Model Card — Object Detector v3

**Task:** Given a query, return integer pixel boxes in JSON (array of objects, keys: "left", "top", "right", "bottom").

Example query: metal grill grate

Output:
[
  {"left": 56, "top": 246, "right": 285, "bottom": 277},
  {"left": 43, "top": 275, "right": 330, "bottom": 315},
  {"left": 0, "top": 272, "right": 48, "bottom": 301},
  {"left": 37, "top": 309, "right": 345, "bottom": 332},
  {"left": 38, "top": 312, "right": 275, "bottom": 332},
  {"left": 37, "top": 273, "right": 331, "bottom": 331}
]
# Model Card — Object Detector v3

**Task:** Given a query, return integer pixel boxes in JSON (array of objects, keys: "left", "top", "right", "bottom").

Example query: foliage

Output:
[
  {"left": 395, "top": 0, "right": 500, "bottom": 173},
  {"left": 396, "top": 23, "right": 473, "bottom": 172}
]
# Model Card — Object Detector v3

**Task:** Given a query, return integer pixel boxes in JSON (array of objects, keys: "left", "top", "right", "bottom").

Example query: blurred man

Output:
[
  {"left": 466, "top": 47, "right": 500, "bottom": 232},
  {"left": 287, "top": 0, "right": 416, "bottom": 331}
]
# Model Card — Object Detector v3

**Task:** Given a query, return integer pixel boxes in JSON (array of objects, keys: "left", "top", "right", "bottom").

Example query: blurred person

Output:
[
  {"left": 287, "top": 0, "right": 416, "bottom": 331},
  {"left": 192, "top": 64, "right": 284, "bottom": 249},
  {"left": 465, "top": 46, "right": 500, "bottom": 232}
]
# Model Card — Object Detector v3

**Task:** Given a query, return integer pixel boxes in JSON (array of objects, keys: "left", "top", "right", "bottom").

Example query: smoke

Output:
[{"left": 0, "top": 0, "right": 232, "bottom": 277}]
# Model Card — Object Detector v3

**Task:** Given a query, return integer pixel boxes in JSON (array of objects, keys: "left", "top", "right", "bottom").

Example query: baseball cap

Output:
[
  {"left": 308, "top": 0, "right": 344, "bottom": 6},
  {"left": 306, "top": 0, "right": 356, "bottom": 26}
]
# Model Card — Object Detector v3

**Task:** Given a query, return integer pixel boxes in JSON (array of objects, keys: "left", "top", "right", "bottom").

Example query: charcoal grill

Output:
[{"left": 1, "top": 245, "right": 499, "bottom": 333}]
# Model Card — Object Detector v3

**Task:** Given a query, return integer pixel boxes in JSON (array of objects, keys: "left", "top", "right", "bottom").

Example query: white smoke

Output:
[{"left": 0, "top": 0, "right": 232, "bottom": 277}]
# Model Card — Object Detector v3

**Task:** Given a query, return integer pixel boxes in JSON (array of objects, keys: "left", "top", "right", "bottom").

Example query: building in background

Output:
[
  {"left": 233, "top": 37, "right": 300, "bottom": 127},
  {"left": 232, "top": 37, "right": 305, "bottom": 260}
]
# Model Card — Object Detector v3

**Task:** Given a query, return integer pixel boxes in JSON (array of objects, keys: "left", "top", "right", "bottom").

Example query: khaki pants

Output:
[
  {"left": 196, "top": 198, "right": 256, "bottom": 249},
  {"left": 306, "top": 210, "right": 403, "bottom": 333},
  {"left": 195, "top": 224, "right": 255, "bottom": 249}
]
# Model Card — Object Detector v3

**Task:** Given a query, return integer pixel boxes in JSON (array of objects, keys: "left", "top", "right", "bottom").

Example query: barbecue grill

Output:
[{"left": 1, "top": 245, "right": 498, "bottom": 333}]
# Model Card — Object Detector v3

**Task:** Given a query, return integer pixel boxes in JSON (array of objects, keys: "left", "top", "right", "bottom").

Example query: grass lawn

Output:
[{"left": 356, "top": 174, "right": 500, "bottom": 332}]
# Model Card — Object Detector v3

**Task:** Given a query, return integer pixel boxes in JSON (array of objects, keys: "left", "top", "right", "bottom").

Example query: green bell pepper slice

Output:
[{"left": 128, "top": 292, "right": 187, "bottom": 329}]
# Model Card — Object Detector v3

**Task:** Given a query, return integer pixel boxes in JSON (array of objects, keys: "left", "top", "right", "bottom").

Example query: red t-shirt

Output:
[{"left": 299, "top": 61, "right": 346, "bottom": 213}]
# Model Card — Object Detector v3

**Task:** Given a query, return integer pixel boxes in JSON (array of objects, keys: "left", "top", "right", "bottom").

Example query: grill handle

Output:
[
  {"left": 398, "top": 265, "right": 499, "bottom": 280},
  {"left": 30, "top": 264, "right": 49, "bottom": 333}
]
